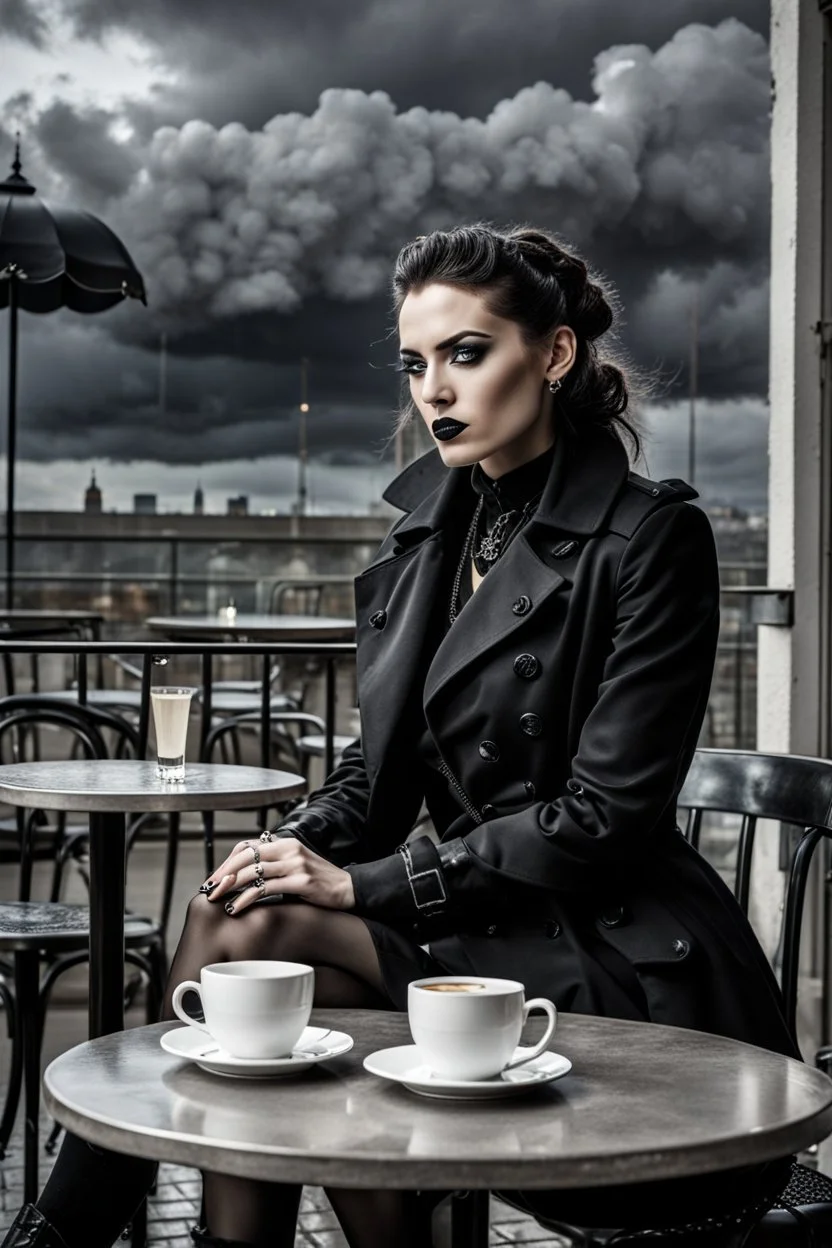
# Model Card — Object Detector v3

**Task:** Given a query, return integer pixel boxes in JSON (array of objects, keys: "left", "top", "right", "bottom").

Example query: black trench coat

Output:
[{"left": 278, "top": 427, "right": 797, "bottom": 1059}]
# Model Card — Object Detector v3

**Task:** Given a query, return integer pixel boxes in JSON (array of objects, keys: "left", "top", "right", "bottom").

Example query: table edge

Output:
[{"left": 42, "top": 1018, "right": 832, "bottom": 1190}]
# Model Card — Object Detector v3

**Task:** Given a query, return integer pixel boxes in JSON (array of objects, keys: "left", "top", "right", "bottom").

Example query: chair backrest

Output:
[
  {"left": 678, "top": 748, "right": 832, "bottom": 1042},
  {"left": 0, "top": 695, "right": 141, "bottom": 761},
  {"left": 271, "top": 580, "right": 326, "bottom": 616}
]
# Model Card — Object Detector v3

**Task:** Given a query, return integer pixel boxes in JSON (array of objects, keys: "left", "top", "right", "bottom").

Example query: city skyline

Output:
[{"left": 0, "top": 0, "right": 773, "bottom": 511}]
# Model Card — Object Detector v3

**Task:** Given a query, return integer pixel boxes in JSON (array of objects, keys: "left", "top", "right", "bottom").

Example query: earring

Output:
[{"left": 548, "top": 378, "right": 562, "bottom": 394}]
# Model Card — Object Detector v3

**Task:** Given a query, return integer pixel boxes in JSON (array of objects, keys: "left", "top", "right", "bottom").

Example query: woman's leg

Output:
[{"left": 167, "top": 894, "right": 420, "bottom": 1248}]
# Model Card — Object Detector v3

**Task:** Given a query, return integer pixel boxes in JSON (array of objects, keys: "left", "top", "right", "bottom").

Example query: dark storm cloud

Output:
[
  {"left": 642, "top": 398, "right": 769, "bottom": 512},
  {"left": 35, "top": 101, "right": 141, "bottom": 202},
  {"left": 101, "top": 19, "right": 768, "bottom": 322},
  {"left": 57, "top": 0, "right": 769, "bottom": 124},
  {"left": 0, "top": 0, "right": 48, "bottom": 47},
  {"left": 10, "top": 311, "right": 396, "bottom": 465},
  {"left": 91, "top": 17, "right": 768, "bottom": 405},
  {"left": 0, "top": 4, "right": 775, "bottom": 488}
]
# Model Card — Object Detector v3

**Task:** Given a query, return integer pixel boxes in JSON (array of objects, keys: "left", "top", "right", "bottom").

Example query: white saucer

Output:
[
  {"left": 161, "top": 1025, "right": 354, "bottom": 1079},
  {"left": 363, "top": 1045, "right": 572, "bottom": 1100}
]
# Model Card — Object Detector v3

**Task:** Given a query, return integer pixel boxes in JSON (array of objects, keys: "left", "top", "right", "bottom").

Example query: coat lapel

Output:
[
  {"left": 357, "top": 428, "right": 631, "bottom": 768},
  {"left": 423, "top": 531, "right": 566, "bottom": 711},
  {"left": 421, "top": 429, "right": 630, "bottom": 711}
]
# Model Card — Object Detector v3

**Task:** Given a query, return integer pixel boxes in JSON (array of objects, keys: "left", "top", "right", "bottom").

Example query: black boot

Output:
[{"left": 0, "top": 1206, "right": 70, "bottom": 1248}]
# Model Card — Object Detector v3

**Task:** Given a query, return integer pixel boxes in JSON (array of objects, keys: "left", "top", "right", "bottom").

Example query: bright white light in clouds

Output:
[{"left": 1, "top": 7, "right": 163, "bottom": 122}]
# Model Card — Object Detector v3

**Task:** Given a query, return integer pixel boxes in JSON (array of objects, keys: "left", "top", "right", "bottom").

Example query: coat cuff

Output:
[
  {"left": 269, "top": 822, "right": 316, "bottom": 852},
  {"left": 346, "top": 835, "right": 449, "bottom": 934}
]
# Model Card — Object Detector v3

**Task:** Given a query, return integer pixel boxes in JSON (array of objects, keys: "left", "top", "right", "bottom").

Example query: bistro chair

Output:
[
  {"left": 451, "top": 748, "right": 832, "bottom": 1247},
  {"left": 0, "top": 701, "right": 172, "bottom": 1209},
  {"left": 0, "top": 695, "right": 143, "bottom": 902}
]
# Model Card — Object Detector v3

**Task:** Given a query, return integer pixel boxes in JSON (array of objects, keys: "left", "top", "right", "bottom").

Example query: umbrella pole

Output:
[{"left": 5, "top": 274, "right": 16, "bottom": 609}]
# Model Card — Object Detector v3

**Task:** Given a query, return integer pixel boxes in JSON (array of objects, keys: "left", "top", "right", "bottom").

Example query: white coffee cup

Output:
[
  {"left": 408, "top": 975, "right": 557, "bottom": 1081},
  {"left": 170, "top": 960, "right": 314, "bottom": 1059}
]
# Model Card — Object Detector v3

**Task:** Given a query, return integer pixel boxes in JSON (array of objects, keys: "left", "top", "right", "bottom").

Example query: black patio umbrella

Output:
[{"left": 0, "top": 140, "right": 146, "bottom": 605}]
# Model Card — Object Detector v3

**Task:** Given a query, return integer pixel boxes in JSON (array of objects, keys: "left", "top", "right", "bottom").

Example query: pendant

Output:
[{"left": 475, "top": 510, "right": 516, "bottom": 564}]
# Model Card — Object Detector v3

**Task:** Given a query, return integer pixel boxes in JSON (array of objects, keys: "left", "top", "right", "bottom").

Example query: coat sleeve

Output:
[
  {"left": 271, "top": 512, "right": 418, "bottom": 871},
  {"left": 270, "top": 738, "right": 373, "bottom": 866},
  {"left": 346, "top": 501, "right": 720, "bottom": 934}
]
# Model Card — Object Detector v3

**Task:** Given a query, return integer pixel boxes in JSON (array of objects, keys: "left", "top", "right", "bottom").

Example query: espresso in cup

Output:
[
  {"left": 170, "top": 960, "right": 314, "bottom": 1059},
  {"left": 408, "top": 975, "right": 557, "bottom": 1081},
  {"left": 420, "top": 982, "right": 486, "bottom": 993}
]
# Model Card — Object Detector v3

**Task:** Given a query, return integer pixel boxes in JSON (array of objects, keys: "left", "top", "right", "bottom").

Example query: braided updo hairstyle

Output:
[{"left": 392, "top": 223, "right": 641, "bottom": 454}]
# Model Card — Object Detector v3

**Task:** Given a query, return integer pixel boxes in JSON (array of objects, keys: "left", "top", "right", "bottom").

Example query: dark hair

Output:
[{"left": 392, "top": 222, "right": 642, "bottom": 455}]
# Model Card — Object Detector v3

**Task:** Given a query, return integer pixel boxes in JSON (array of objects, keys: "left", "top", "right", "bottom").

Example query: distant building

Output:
[
  {"left": 227, "top": 495, "right": 248, "bottom": 516},
  {"left": 84, "top": 470, "right": 102, "bottom": 514},
  {"left": 133, "top": 493, "right": 157, "bottom": 515},
  {"left": 194, "top": 483, "right": 204, "bottom": 515}
]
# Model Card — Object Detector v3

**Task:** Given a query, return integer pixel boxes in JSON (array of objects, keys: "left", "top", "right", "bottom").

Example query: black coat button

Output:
[
  {"left": 513, "top": 653, "right": 540, "bottom": 680},
  {"left": 545, "top": 920, "right": 561, "bottom": 939},
  {"left": 524, "top": 780, "right": 536, "bottom": 798},
  {"left": 481, "top": 803, "right": 496, "bottom": 818},
  {"left": 551, "top": 539, "right": 578, "bottom": 558},
  {"left": 520, "top": 713, "right": 543, "bottom": 737},
  {"left": 486, "top": 924, "right": 498, "bottom": 936},
  {"left": 672, "top": 938, "right": 690, "bottom": 959},
  {"left": 599, "top": 904, "right": 626, "bottom": 929},
  {"left": 369, "top": 610, "right": 387, "bottom": 630},
  {"left": 512, "top": 595, "right": 532, "bottom": 616},
  {"left": 478, "top": 740, "right": 500, "bottom": 762}
]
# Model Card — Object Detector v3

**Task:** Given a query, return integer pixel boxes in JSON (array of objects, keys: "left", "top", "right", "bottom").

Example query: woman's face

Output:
[{"left": 397, "top": 282, "right": 570, "bottom": 478}]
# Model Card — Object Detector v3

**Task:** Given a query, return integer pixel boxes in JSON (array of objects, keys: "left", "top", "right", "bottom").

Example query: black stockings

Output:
[
  {"left": 37, "top": 897, "right": 424, "bottom": 1248},
  {"left": 166, "top": 895, "right": 422, "bottom": 1248}
]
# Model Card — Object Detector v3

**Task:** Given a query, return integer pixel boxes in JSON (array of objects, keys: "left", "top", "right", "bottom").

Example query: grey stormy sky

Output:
[{"left": 0, "top": 0, "right": 772, "bottom": 512}]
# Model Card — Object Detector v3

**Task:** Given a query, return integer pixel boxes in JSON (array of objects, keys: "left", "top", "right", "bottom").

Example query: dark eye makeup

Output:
[{"left": 395, "top": 342, "right": 488, "bottom": 375}]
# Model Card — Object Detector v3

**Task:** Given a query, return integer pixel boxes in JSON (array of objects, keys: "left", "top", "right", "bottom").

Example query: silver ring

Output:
[
  {"left": 259, "top": 831, "right": 275, "bottom": 843},
  {"left": 254, "top": 862, "right": 265, "bottom": 881},
  {"left": 250, "top": 845, "right": 261, "bottom": 865},
  {"left": 252, "top": 876, "right": 266, "bottom": 891}
]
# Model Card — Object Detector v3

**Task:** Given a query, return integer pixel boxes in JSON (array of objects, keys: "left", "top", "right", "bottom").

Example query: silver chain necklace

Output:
[
  {"left": 449, "top": 497, "right": 483, "bottom": 625},
  {"left": 449, "top": 492, "right": 545, "bottom": 625}
]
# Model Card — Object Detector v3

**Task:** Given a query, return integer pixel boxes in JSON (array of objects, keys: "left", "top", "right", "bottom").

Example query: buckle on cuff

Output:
[{"left": 398, "top": 843, "right": 447, "bottom": 911}]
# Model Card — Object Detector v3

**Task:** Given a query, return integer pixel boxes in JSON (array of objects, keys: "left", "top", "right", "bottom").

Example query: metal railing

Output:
[
  {"left": 0, "top": 640, "right": 355, "bottom": 777},
  {"left": 4, "top": 533, "right": 380, "bottom": 622}
]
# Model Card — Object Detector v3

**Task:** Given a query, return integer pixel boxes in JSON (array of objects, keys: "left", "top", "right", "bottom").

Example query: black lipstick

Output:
[{"left": 432, "top": 417, "right": 467, "bottom": 442}]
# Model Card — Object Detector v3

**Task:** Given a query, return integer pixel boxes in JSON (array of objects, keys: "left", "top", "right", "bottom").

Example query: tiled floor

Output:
[{"left": 0, "top": 1006, "right": 566, "bottom": 1247}]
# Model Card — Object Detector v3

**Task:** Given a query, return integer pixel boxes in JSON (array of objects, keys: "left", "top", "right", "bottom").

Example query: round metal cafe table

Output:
[
  {"left": 0, "top": 760, "right": 305, "bottom": 1038},
  {"left": 44, "top": 1011, "right": 832, "bottom": 1247},
  {"left": 145, "top": 614, "right": 355, "bottom": 642}
]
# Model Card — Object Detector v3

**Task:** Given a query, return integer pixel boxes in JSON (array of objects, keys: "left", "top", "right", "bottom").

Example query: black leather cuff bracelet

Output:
[{"left": 396, "top": 836, "right": 447, "bottom": 913}]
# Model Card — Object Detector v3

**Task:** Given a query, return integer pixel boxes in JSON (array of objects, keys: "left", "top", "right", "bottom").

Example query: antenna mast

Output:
[
  {"left": 297, "top": 356, "right": 309, "bottom": 516},
  {"left": 688, "top": 287, "right": 699, "bottom": 486}
]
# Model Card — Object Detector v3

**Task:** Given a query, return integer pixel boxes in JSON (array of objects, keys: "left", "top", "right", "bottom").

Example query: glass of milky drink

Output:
[
  {"left": 408, "top": 976, "right": 557, "bottom": 1081},
  {"left": 150, "top": 686, "right": 196, "bottom": 782}
]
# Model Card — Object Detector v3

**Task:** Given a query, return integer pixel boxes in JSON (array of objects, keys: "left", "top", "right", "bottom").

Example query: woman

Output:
[{"left": 5, "top": 224, "right": 797, "bottom": 1248}]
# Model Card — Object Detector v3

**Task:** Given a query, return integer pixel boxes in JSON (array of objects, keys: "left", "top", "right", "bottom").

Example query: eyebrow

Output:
[{"left": 399, "top": 330, "right": 492, "bottom": 358}]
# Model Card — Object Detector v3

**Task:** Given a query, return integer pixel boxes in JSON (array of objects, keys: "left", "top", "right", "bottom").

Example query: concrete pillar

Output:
[{"left": 756, "top": 0, "right": 829, "bottom": 1023}]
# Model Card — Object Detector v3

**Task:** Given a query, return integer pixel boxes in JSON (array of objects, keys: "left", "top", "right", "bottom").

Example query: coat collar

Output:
[{"left": 382, "top": 428, "right": 630, "bottom": 544}]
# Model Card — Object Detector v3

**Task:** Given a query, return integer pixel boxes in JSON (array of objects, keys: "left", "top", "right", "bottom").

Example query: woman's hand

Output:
[{"left": 202, "top": 836, "right": 355, "bottom": 915}]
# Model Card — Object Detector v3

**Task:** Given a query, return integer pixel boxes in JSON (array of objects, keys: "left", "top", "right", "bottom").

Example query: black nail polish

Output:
[
  {"left": 198, "top": 882, "right": 217, "bottom": 895},
  {"left": 224, "top": 902, "right": 235, "bottom": 915}
]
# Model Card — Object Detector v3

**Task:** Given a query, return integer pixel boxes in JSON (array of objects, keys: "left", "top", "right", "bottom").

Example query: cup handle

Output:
[
  {"left": 170, "top": 980, "right": 211, "bottom": 1035},
  {"left": 503, "top": 998, "right": 558, "bottom": 1071}
]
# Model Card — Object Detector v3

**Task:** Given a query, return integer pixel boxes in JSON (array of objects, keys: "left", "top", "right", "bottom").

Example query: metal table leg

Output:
[
  {"left": 14, "top": 948, "right": 40, "bottom": 1205},
  {"left": 88, "top": 810, "right": 126, "bottom": 1038},
  {"left": 451, "top": 1190, "right": 490, "bottom": 1248}
]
